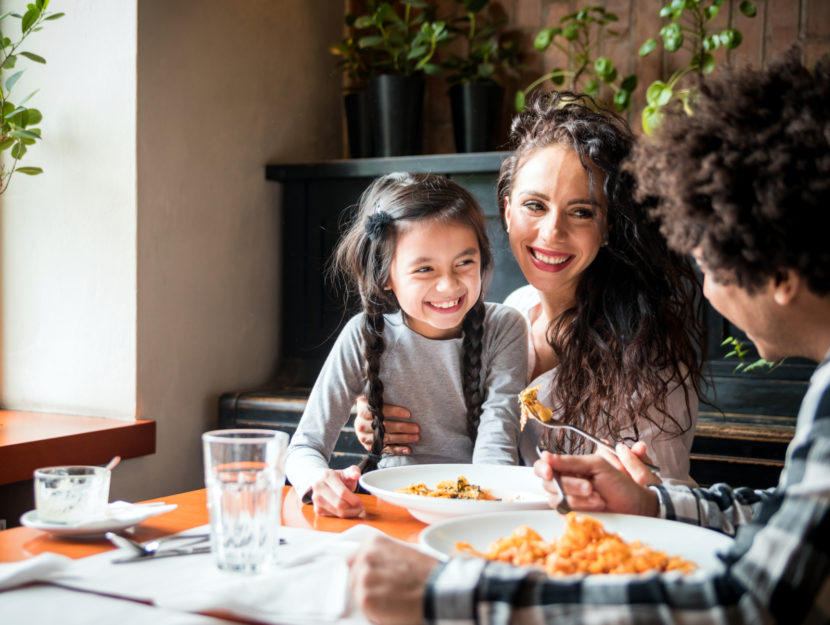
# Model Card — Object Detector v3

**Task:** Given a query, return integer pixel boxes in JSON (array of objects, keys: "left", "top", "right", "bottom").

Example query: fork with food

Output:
[{"left": 519, "top": 386, "right": 661, "bottom": 474}]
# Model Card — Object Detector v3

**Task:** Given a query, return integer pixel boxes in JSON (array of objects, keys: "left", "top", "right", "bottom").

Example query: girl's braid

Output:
[
  {"left": 461, "top": 299, "right": 486, "bottom": 440},
  {"left": 358, "top": 309, "right": 386, "bottom": 473}
]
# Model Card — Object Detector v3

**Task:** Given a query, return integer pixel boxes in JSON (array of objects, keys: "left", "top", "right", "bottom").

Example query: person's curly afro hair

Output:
[{"left": 630, "top": 47, "right": 830, "bottom": 295}]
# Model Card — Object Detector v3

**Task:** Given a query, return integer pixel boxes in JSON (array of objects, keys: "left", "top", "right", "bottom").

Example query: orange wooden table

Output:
[{"left": 0, "top": 487, "right": 426, "bottom": 563}]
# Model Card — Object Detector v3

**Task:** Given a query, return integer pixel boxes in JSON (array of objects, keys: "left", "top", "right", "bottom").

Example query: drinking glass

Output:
[
  {"left": 34, "top": 466, "right": 111, "bottom": 524},
  {"left": 202, "top": 428, "right": 288, "bottom": 574}
]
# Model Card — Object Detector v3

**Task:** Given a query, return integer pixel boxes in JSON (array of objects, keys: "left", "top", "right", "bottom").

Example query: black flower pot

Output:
[
  {"left": 344, "top": 90, "right": 373, "bottom": 158},
  {"left": 368, "top": 74, "right": 424, "bottom": 157},
  {"left": 449, "top": 82, "right": 505, "bottom": 153}
]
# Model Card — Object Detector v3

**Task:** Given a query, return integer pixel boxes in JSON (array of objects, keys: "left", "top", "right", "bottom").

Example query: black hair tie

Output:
[{"left": 365, "top": 211, "right": 395, "bottom": 241}]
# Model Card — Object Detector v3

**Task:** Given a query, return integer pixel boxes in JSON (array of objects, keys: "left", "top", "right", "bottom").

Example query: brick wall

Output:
[{"left": 342, "top": 1, "right": 830, "bottom": 155}]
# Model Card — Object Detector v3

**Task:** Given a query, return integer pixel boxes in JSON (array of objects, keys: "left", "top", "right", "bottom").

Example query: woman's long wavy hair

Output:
[
  {"left": 498, "top": 91, "right": 705, "bottom": 451},
  {"left": 332, "top": 172, "right": 494, "bottom": 471}
]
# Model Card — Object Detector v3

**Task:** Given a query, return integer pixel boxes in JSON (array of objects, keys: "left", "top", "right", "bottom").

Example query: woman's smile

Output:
[{"left": 528, "top": 247, "right": 575, "bottom": 272}]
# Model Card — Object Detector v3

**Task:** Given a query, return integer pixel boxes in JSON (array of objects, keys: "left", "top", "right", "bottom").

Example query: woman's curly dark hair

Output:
[
  {"left": 498, "top": 91, "right": 705, "bottom": 450},
  {"left": 631, "top": 48, "right": 830, "bottom": 295}
]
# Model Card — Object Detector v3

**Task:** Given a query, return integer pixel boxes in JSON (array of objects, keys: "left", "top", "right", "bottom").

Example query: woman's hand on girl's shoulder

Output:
[
  {"left": 310, "top": 466, "right": 365, "bottom": 518},
  {"left": 354, "top": 396, "right": 419, "bottom": 455}
]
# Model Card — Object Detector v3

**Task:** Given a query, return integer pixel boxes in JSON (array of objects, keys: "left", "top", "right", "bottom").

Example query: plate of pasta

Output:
[
  {"left": 419, "top": 509, "right": 734, "bottom": 576},
  {"left": 358, "top": 464, "right": 549, "bottom": 524}
]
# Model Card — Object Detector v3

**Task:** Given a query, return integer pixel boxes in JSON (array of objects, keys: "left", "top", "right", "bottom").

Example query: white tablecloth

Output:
[{"left": 0, "top": 524, "right": 399, "bottom": 625}]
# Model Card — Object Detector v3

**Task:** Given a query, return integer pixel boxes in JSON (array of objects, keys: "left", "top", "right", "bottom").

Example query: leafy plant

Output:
[
  {"left": 354, "top": 1, "right": 451, "bottom": 77},
  {"left": 441, "top": 0, "right": 520, "bottom": 86},
  {"left": 330, "top": 14, "right": 375, "bottom": 88},
  {"left": 0, "top": 0, "right": 63, "bottom": 195},
  {"left": 516, "top": 6, "right": 637, "bottom": 112},
  {"left": 721, "top": 337, "right": 779, "bottom": 373},
  {"left": 638, "top": 0, "right": 757, "bottom": 134}
]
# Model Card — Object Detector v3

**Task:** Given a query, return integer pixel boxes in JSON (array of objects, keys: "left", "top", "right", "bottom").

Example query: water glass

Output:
[
  {"left": 202, "top": 428, "right": 288, "bottom": 574},
  {"left": 34, "top": 466, "right": 111, "bottom": 524}
]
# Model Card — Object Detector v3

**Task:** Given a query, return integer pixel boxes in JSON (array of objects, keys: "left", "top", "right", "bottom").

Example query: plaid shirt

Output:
[{"left": 424, "top": 351, "right": 830, "bottom": 625}]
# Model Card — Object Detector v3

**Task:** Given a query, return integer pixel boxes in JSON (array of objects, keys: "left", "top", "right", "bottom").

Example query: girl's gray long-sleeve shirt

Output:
[{"left": 285, "top": 302, "right": 528, "bottom": 500}]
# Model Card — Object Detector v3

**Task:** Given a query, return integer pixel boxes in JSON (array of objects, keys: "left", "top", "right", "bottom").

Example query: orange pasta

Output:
[
  {"left": 397, "top": 476, "right": 499, "bottom": 500},
  {"left": 455, "top": 513, "right": 696, "bottom": 576}
]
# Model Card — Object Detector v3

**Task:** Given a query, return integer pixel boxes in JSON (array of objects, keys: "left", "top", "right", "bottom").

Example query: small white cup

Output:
[
  {"left": 202, "top": 429, "right": 288, "bottom": 574},
  {"left": 34, "top": 466, "right": 111, "bottom": 524}
]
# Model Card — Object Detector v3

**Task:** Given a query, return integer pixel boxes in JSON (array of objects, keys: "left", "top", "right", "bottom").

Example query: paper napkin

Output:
[{"left": 0, "top": 553, "right": 73, "bottom": 591}]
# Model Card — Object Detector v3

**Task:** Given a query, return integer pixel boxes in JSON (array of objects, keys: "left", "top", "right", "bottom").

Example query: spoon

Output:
[{"left": 104, "top": 456, "right": 121, "bottom": 471}]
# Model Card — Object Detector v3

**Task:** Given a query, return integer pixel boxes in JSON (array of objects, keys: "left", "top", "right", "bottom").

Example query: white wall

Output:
[
  {"left": 1, "top": 0, "right": 343, "bottom": 502},
  {"left": 0, "top": 1, "right": 137, "bottom": 417},
  {"left": 129, "top": 0, "right": 343, "bottom": 499}
]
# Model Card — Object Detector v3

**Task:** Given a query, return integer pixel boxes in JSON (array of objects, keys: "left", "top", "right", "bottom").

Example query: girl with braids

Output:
[
  {"left": 285, "top": 172, "right": 527, "bottom": 518},
  {"left": 354, "top": 92, "right": 705, "bottom": 487}
]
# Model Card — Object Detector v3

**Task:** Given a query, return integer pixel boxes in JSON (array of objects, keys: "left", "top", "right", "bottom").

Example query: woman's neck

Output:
[
  {"left": 527, "top": 287, "right": 576, "bottom": 380},
  {"left": 536, "top": 285, "right": 576, "bottom": 325}
]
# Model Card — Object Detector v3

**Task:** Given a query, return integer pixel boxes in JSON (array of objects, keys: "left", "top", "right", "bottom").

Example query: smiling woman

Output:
[{"left": 497, "top": 92, "right": 706, "bottom": 480}]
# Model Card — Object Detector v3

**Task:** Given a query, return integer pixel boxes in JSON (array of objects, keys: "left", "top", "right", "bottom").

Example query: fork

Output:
[
  {"left": 106, "top": 531, "right": 211, "bottom": 560},
  {"left": 535, "top": 446, "right": 571, "bottom": 514},
  {"left": 525, "top": 404, "right": 661, "bottom": 473}
]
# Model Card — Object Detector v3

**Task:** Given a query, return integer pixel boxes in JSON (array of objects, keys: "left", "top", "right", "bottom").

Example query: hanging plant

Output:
[
  {"left": 638, "top": 0, "right": 757, "bottom": 134},
  {"left": 516, "top": 6, "right": 637, "bottom": 112}
]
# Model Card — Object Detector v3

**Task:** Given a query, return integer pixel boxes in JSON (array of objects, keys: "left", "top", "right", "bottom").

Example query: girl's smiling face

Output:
[
  {"left": 504, "top": 145, "right": 607, "bottom": 306},
  {"left": 386, "top": 219, "right": 482, "bottom": 339}
]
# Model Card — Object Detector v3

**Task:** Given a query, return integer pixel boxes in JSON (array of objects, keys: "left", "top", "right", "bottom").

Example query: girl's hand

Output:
[
  {"left": 310, "top": 466, "right": 364, "bottom": 518},
  {"left": 533, "top": 451, "right": 659, "bottom": 517},
  {"left": 354, "top": 396, "right": 419, "bottom": 455},
  {"left": 597, "top": 441, "right": 662, "bottom": 487}
]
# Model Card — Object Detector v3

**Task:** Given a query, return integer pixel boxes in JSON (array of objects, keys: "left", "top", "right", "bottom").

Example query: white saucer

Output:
[{"left": 20, "top": 501, "right": 178, "bottom": 538}]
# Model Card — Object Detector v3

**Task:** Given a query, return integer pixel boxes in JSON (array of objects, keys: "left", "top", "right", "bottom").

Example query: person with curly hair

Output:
[
  {"left": 347, "top": 49, "right": 830, "bottom": 624},
  {"left": 353, "top": 92, "right": 705, "bottom": 486}
]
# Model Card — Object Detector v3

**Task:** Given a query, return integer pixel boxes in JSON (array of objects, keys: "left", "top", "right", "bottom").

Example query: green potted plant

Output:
[
  {"left": 330, "top": 13, "right": 378, "bottom": 158},
  {"left": 354, "top": 0, "right": 450, "bottom": 156},
  {"left": 516, "top": 6, "right": 637, "bottom": 113},
  {"left": 638, "top": 0, "right": 757, "bottom": 134},
  {"left": 0, "top": 1, "right": 64, "bottom": 194},
  {"left": 442, "top": 0, "right": 520, "bottom": 152}
]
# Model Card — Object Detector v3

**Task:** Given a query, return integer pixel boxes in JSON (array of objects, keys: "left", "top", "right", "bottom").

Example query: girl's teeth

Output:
[{"left": 432, "top": 299, "right": 459, "bottom": 309}]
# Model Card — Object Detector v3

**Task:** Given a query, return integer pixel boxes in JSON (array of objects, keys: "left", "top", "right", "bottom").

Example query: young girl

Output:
[{"left": 285, "top": 172, "right": 528, "bottom": 517}]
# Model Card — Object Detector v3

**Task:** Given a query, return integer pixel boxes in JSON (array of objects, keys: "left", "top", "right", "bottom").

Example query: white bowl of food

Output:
[
  {"left": 358, "top": 463, "right": 549, "bottom": 524},
  {"left": 419, "top": 509, "right": 734, "bottom": 576}
]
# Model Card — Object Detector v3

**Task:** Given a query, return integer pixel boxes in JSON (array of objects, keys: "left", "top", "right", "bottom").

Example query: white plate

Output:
[
  {"left": 420, "top": 509, "right": 734, "bottom": 574},
  {"left": 20, "top": 502, "right": 178, "bottom": 538},
  {"left": 358, "top": 464, "right": 549, "bottom": 524}
]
